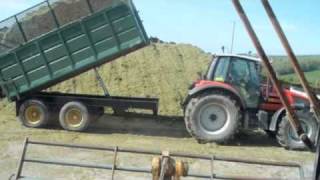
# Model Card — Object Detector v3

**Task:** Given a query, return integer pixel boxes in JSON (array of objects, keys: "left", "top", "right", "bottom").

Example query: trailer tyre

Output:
[
  {"left": 277, "top": 111, "right": 318, "bottom": 150},
  {"left": 184, "top": 93, "right": 241, "bottom": 144},
  {"left": 18, "top": 99, "right": 50, "bottom": 128},
  {"left": 59, "top": 102, "right": 91, "bottom": 132}
]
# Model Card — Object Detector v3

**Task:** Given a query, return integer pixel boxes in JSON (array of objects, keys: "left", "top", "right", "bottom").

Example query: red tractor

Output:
[{"left": 184, "top": 54, "right": 318, "bottom": 150}]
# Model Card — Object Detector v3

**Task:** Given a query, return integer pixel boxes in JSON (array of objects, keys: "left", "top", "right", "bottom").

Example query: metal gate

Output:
[{"left": 14, "top": 138, "right": 304, "bottom": 180}]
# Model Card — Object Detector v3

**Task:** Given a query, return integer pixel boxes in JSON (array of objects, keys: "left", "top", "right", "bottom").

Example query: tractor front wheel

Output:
[
  {"left": 184, "top": 93, "right": 241, "bottom": 144},
  {"left": 277, "top": 111, "right": 318, "bottom": 150}
]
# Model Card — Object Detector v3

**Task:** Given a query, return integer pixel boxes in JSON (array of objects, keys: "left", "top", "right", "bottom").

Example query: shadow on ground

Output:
[
  {"left": 88, "top": 113, "right": 189, "bottom": 137},
  {"left": 73, "top": 113, "right": 280, "bottom": 148}
]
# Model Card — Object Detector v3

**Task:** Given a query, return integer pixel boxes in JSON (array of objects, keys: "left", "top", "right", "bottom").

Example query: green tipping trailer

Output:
[
  {"left": 0, "top": 0, "right": 149, "bottom": 101},
  {"left": 0, "top": 0, "right": 158, "bottom": 132}
]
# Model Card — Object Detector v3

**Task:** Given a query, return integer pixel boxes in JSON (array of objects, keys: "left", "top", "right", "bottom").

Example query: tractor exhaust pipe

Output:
[{"left": 232, "top": 0, "right": 314, "bottom": 150}]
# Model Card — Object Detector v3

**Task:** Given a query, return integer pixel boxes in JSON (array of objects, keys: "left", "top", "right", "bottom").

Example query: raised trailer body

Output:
[
  {"left": 0, "top": 0, "right": 158, "bottom": 132},
  {"left": 0, "top": 0, "right": 149, "bottom": 101}
]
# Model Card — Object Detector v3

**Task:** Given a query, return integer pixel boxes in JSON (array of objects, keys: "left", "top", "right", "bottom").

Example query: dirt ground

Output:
[{"left": 0, "top": 108, "right": 315, "bottom": 180}]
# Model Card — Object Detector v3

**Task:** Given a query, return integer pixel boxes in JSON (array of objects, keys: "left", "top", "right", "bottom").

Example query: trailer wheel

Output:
[
  {"left": 277, "top": 111, "right": 318, "bottom": 150},
  {"left": 18, "top": 99, "right": 50, "bottom": 128},
  {"left": 59, "top": 102, "right": 91, "bottom": 131},
  {"left": 184, "top": 93, "right": 241, "bottom": 144}
]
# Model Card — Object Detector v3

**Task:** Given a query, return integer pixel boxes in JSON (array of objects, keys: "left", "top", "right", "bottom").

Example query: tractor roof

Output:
[{"left": 215, "top": 54, "right": 261, "bottom": 62}]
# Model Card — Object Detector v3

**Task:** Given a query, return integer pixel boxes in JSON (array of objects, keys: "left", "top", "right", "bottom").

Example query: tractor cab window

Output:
[
  {"left": 229, "top": 57, "right": 261, "bottom": 108},
  {"left": 229, "top": 59, "right": 250, "bottom": 84},
  {"left": 213, "top": 57, "right": 230, "bottom": 82},
  {"left": 248, "top": 61, "right": 260, "bottom": 87}
]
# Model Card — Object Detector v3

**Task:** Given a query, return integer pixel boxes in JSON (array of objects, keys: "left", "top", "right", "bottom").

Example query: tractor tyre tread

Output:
[
  {"left": 184, "top": 91, "right": 241, "bottom": 144},
  {"left": 276, "top": 111, "right": 318, "bottom": 150}
]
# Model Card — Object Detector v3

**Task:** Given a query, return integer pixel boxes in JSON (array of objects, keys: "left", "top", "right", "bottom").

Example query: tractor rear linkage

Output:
[{"left": 14, "top": 138, "right": 304, "bottom": 180}]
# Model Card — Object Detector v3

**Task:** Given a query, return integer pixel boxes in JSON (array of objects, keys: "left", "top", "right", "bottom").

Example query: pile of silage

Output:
[
  {"left": 49, "top": 43, "right": 212, "bottom": 116},
  {"left": 0, "top": 0, "right": 212, "bottom": 116}
]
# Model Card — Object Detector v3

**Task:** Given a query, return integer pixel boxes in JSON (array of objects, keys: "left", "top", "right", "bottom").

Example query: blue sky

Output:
[{"left": 0, "top": 0, "right": 319, "bottom": 55}]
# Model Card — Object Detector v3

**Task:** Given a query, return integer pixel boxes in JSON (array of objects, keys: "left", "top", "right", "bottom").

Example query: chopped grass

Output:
[{"left": 47, "top": 43, "right": 212, "bottom": 116}]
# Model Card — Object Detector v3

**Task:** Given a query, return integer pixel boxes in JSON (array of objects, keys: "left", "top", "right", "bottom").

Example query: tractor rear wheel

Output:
[
  {"left": 277, "top": 111, "right": 318, "bottom": 150},
  {"left": 184, "top": 93, "right": 241, "bottom": 144},
  {"left": 18, "top": 99, "right": 50, "bottom": 128}
]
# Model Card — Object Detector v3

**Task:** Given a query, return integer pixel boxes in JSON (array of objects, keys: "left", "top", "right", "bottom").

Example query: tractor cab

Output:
[
  {"left": 206, "top": 55, "right": 262, "bottom": 109},
  {"left": 184, "top": 54, "right": 317, "bottom": 149}
]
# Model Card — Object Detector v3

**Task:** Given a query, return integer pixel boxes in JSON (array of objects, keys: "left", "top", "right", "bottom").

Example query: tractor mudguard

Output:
[
  {"left": 269, "top": 107, "right": 286, "bottom": 131},
  {"left": 183, "top": 83, "right": 247, "bottom": 110}
]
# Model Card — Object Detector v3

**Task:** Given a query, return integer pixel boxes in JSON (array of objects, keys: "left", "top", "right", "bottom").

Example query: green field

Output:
[
  {"left": 272, "top": 55, "right": 320, "bottom": 88},
  {"left": 280, "top": 70, "right": 320, "bottom": 88}
]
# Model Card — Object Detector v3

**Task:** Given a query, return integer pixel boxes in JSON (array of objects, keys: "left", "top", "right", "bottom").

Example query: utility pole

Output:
[{"left": 230, "top": 21, "right": 236, "bottom": 53}]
